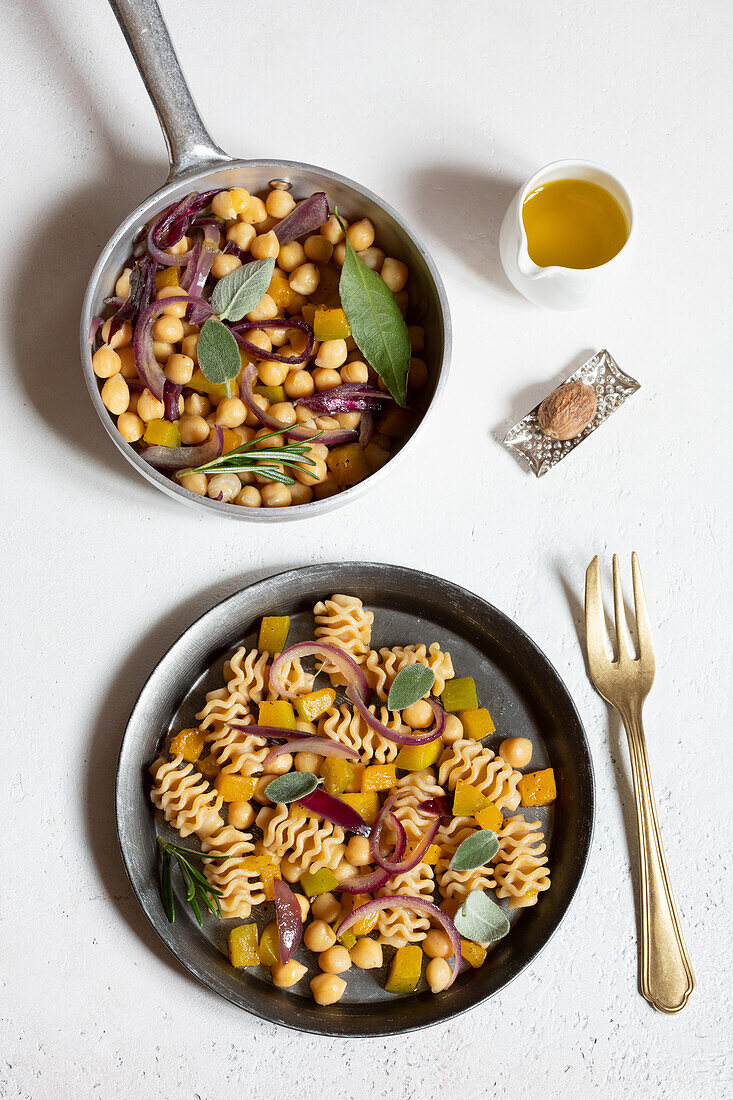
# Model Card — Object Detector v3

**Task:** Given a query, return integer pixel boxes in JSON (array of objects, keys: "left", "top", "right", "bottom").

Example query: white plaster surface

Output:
[{"left": 1, "top": 0, "right": 731, "bottom": 1096}]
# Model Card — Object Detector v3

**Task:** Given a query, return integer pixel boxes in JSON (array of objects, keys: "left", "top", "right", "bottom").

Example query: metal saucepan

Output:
[{"left": 80, "top": 0, "right": 451, "bottom": 522}]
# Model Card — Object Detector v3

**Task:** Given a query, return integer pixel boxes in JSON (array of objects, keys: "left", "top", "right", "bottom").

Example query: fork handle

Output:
[{"left": 622, "top": 707, "right": 696, "bottom": 1012}]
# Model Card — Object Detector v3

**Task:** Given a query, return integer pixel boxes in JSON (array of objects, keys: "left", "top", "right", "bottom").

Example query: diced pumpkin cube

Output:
[
  {"left": 295, "top": 688, "right": 336, "bottom": 723},
  {"left": 258, "top": 920, "right": 280, "bottom": 966},
  {"left": 228, "top": 923, "right": 259, "bottom": 967},
  {"left": 300, "top": 867, "right": 338, "bottom": 897},
  {"left": 518, "top": 768, "right": 557, "bottom": 807},
  {"left": 301, "top": 302, "right": 317, "bottom": 326},
  {"left": 257, "top": 615, "right": 290, "bottom": 655},
  {"left": 406, "top": 841, "right": 440, "bottom": 866},
  {"left": 352, "top": 893, "right": 379, "bottom": 935},
  {"left": 214, "top": 773, "right": 257, "bottom": 802},
  {"left": 340, "top": 791, "right": 380, "bottom": 824},
  {"left": 254, "top": 384, "right": 286, "bottom": 404},
  {"left": 377, "top": 407, "right": 415, "bottom": 438},
  {"left": 155, "top": 266, "right": 179, "bottom": 290},
  {"left": 143, "top": 420, "right": 181, "bottom": 448},
  {"left": 268, "top": 275, "right": 293, "bottom": 309},
  {"left": 169, "top": 728, "right": 206, "bottom": 763},
  {"left": 336, "top": 925, "right": 356, "bottom": 950},
  {"left": 441, "top": 677, "right": 478, "bottom": 713},
  {"left": 459, "top": 707, "right": 495, "bottom": 740},
  {"left": 460, "top": 939, "right": 487, "bottom": 968},
  {"left": 196, "top": 755, "right": 219, "bottom": 781},
  {"left": 313, "top": 306, "right": 351, "bottom": 341},
  {"left": 322, "top": 756, "right": 355, "bottom": 796},
  {"left": 238, "top": 855, "right": 281, "bottom": 901},
  {"left": 474, "top": 802, "right": 503, "bottom": 833},
  {"left": 394, "top": 738, "right": 443, "bottom": 772},
  {"left": 327, "top": 442, "right": 372, "bottom": 488},
  {"left": 258, "top": 700, "right": 296, "bottom": 730},
  {"left": 452, "top": 780, "right": 490, "bottom": 817},
  {"left": 344, "top": 763, "right": 365, "bottom": 793},
  {"left": 361, "top": 764, "right": 397, "bottom": 792},
  {"left": 189, "top": 369, "right": 237, "bottom": 399},
  {"left": 221, "top": 427, "right": 243, "bottom": 454},
  {"left": 385, "top": 944, "right": 423, "bottom": 994}
]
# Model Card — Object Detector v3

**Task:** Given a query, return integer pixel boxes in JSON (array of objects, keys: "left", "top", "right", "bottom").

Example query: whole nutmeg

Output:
[{"left": 537, "top": 380, "right": 598, "bottom": 441}]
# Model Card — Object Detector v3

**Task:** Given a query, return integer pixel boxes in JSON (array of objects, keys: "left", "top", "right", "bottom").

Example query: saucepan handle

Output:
[{"left": 107, "top": 0, "right": 233, "bottom": 181}]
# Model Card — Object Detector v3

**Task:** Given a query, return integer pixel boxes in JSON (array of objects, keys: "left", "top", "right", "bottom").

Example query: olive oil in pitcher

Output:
[{"left": 521, "top": 179, "right": 628, "bottom": 269}]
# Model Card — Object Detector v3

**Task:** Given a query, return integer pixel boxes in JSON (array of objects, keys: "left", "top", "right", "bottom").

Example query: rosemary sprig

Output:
[
  {"left": 176, "top": 427, "right": 324, "bottom": 486},
  {"left": 157, "top": 837, "right": 231, "bottom": 926}
]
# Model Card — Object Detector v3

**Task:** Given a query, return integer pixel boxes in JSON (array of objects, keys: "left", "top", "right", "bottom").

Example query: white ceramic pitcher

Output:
[{"left": 499, "top": 159, "right": 635, "bottom": 310}]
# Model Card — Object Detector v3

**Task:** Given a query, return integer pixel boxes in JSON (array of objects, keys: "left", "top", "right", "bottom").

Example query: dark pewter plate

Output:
[{"left": 116, "top": 562, "right": 594, "bottom": 1036}]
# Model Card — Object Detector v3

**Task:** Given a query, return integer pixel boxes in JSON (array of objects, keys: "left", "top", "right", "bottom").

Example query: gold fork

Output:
[{"left": 585, "top": 553, "right": 695, "bottom": 1013}]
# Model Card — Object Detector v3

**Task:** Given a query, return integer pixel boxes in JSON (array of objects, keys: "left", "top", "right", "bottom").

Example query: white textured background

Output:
[{"left": 1, "top": 0, "right": 731, "bottom": 1096}]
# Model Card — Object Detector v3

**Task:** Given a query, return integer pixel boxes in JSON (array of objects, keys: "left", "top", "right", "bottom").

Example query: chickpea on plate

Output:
[{"left": 89, "top": 183, "right": 430, "bottom": 509}]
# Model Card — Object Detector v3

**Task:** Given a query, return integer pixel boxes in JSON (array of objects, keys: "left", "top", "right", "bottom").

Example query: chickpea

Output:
[
  {"left": 289, "top": 482, "right": 313, "bottom": 506},
  {"left": 246, "top": 293, "right": 278, "bottom": 323},
  {"left": 500, "top": 737, "right": 533, "bottom": 769},
  {"left": 212, "top": 188, "right": 250, "bottom": 221},
  {"left": 268, "top": 401, "right": 296, "bottom": 426},
  {"left": 165, "top": 353, "right": 194, "bottom": 385},
  {"left": 313, "top": 367, "right": 342, "bottom": 392},
  {"left": 226, "top": 222, "right": 256, "bottom": 251},
  {"left": 308, "top": 442, "right": 329, "bottom": 461},
  {"left": 261, "top": 482, "right": 292, "bottom": 507},
  {"left": 286, "top": 290, "right": 307, "bottom": 313},
  {"left": 284, "top": 370, "right": 315, "bottom": 400},
  {"left": 333, "top": 860, "right": 357, "bottom": 884},
  {"left": 241, "top": 195, "right": 267, "bottom": 225},
  {"left": 254, "top": 430, "right": 285, "bottom": 449},
  {"left": 151, "top": 315, "right": 183, "bottom": 344},
  {"left": 115, "top": 267, "right": 132, "bottom": 297},
  {"left": 207, "top": 472, "right": 241, "bottom": 502},
  {"left": 244, "top": 393, "right": 269, "bottom": 428},
  {"left": 364, "top": 442, "right": 390, "bottom": 470},
  {"left": 228, "top": 800, "right": 255, "bottom": 830},
  {"left": 92, "top": 345, "right": 121, "bottom": 379},
  {"left": 101, "top": 373, "right": 130, "bottom": 415},
  {"left": 101, "top": 318, "right": 132, "bottom": 349},
  {"left": 288, "top": 263, "right": 319, "bottom": 296},
  {"left": 320, "top": 213, "right": 347, "bottom": 244},
  {"left": 408, "top": 357, "right": 429, "bottom": 390},
  {"left": 340, "top": 361, "right": 369, "bottom": 384},
  {"left": 294, "top": 751, "right": 320, "bottom": 773},
  {"left": 442, "top": 714, "right": 465, "bottom": 745},
  {"left": 251, "top": 230, "right": 280, "bottom": 260},
  {"left": 153, "top": 340, "right": 175, "bottom": 362},
  {"left": 304, "top": 235, "right": 333, "bottom": 263},
  {"left": 236, "top": 485, "right": 262, "bottom": 507},
  {"left": 345, "top": 836, "right": 371, "bottom": 867},
  {"left": 271, "top": 959, "right": 308, "bottom": 988},
  {"left": 253, "top": 776, "right": 273, "bottom": 804},
  {"left": 380, "top": 257, "right": 408, "bottom": 293},
  {"left": 358, "top": 246, "right": 385, "bottom": 272},
  {"left": 426, "top": 957, "right": 452, "bottom": 994},
  {"left": 335, "top": 412, "right": 361, "bottom": 430},
  {"left": 294, "top": 456, "right": 327, "bottom": 486},
  {"left": 155, "top": 285, "right": 187, "bottom": 318},
  {"left": 308, "top": 893, "right": 339, "bottom": 924},
  {"left": 266, "top": 188, "right": 296, "bottom": 219},
  {"left": 313, "top": 475, "right": 339, "bottom": 499},
  {"left": 315, "top": 339, "right": 347, "bottom": 369},
  {"left": 211, "top": 253, "right": 242, "bottom": 280},
  {"left": 350, "top": 937, "right": 383, "bottom": 970},
  {"left": 165, "top": 235, "right": 191, "bottom": 256},
  {"left": 332, "top": 241, "right": 346, "bottom": 266},
  {"left": 347, "top": 218, "right": 375, "bottom": 251},
  {"left": 215, "top": 397, "right": 247, "bottom": 428},
  {"left": 277, "top": 241, "right": 306, "bottom": 273},
  {"left": 402, "top": 699, "right": 434, "bottom": 729},
  {"left": 304, "top": 920, "right": 336, "bottom": 953},
  {"left": 315, "top": 415, "right": 340, "bottom": 431},
  {"left": 395, "top": 289, "right": 409, "bottom": 313},
  {"left": 318, "top": 945, "right": 351, "bottom": 975},
  {"left": 310, "top": 973, "right": 346, "bottom": 1006},
  {"left": 137, "top": 388, "right": 165, "bottom": 421},
  {"left": 181, "top": 333, "right": 200, "bottom": 362},
  {"left": 269, "top": 326, "right": 289, "bottom": 347},
  {"left": 117, "top": 347, "right": 137, "bottom": 378},
  {"left": 280, "top": 857, "right": 301, "bottom": 882},
  {"left": 258, "top": 360, "right": 288, "bottom": 387},
  {"left": 185, "top": 393, "right": 211, "bottom": 417},
  {"left": 408, "top": 324, "right": 425, "bottom": 352},
  {"left": 423, "top": 929, "right": 453, "bottom": 959},
  {"left": 117, "top": 411, "right": 144, "bottom": 443},
  {"left": 179, "top": 472, "right": 208, "bottom": 495},
  {"left": 263, "top": 751, "right": 293, "bottom": 776}
]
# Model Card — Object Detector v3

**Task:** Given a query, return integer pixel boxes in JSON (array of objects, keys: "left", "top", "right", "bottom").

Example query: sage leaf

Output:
[
  {"left": 197, "top": 317, "right": 241, "bottom": 386},
  {"left": 449, "top": 830, "right": 499, "bottom": 871},
  {"left": 210, "top": 257, "right": 275, "bottom": 322},
  {"left": 336, "top": 212, "right": 410, "bottom": 406},
  {"left": 454, "top": 890, "right": 510, "bottom": 943},
  {"left": 265, "top": 771, "right": 322, "bottom": 804},
  {"left": 387, "top": 664, "right": 436, "bottom": 711}
]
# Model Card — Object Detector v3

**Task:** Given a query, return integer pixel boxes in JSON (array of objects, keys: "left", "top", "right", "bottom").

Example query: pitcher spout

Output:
[{"left": 516, "top": 246, "right": 545, "bottom": 280}]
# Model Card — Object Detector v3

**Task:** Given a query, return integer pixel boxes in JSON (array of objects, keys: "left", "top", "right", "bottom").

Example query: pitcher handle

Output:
[{"left": 107, "top": 0, "right": 233, "bottom": 180}]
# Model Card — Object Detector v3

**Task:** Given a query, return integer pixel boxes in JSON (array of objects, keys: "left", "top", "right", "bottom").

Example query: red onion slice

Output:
[
  {"left": 163, "top": 380, "right": 183, "bottom": 422},
  {"left": 88, "top": 316, "right": 103, "bottom": 345},
  {"left": 269, "top": 641, "right": 370, "bottom": 704},
  {"left": 296, "top": 384, "right": 394, "bottom": 416},
  {"left": 108, "top": 255, "right": 157, "bottom": 343},
  {"left": 226, "top": 724, "right": 311, "bottom": 742},
  {"left": 274, "top": 192, "right": 330, "bottom": 244},
  {"left": 359, "top": 408, "right": 375, "bottom": 449},
  {"left": 134, "top": 295, "right": 214, "bottom": 399},
  {"left": 336, "top": 813, "right": 406, "bottom": 895},
  {"left": 336, "top": 897, "right": 462, "bottom": 988},
  {"left": 147, "top": 190, "right": 222, "bottom": 263},
  {"left": 418, "top": 796, "right": 453, "bottom": 818},
  {"left": 296, "top": 789, "right": 370, "bottom": 837},
  {"left": 241, "top": 364, "right": 357, "bottom": 446},
  {"left": 273, "top": 879, "right": 303, "bottom": 964},
  {"left": 143, "top": 426, "right": 223, "bottom": 470},
  {"left": 347, "top": 688, "right": 446, "bottom": 746},
  {"left": 231, "top": 319, "right": 315, "bottom": 365},
  {"left": 263, "top": 738, "right": 360, "bottom": 769}
]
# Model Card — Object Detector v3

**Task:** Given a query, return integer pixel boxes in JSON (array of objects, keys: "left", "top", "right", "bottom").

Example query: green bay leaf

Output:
[
  {"left": 210, "top": 257, "right": 275, "bottom": 322},
  {"left": 454, "top": 890, "right": 511, "bottom": 943},
  {"left": 264, "top": 771, "right": 322, "bottom": 804},
  {"left": 449, "top": 829, "right": 499, "bottom": 871},
  {"left": 387, "top": 664, "right": 436, "bottom": 711},
  {"left": 337, "top": 216, "right": 410, "bottom": 406},
  {"left": 197, "top": 317, "right": 241, "bottom": 386}
]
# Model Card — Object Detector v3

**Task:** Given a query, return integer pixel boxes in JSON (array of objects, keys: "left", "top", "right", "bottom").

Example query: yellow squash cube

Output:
[
  {"left": 254, "top": 384, "right": 287, "bottom": 404},
  {"left": 267, "top": 275, "right": 293, "bottom": 310},
  {"left": 336, "top": 925, "right": 357, "bottom": 950},
  {"left": 155, "top": 266, "right": 180, "bottom": 290},
  {"left": 188, "top": 369, "right": 237, "bottom": 399},
  {"left": 313, "top": 306, "right": 351, "bottom": 341},
  {"left": 385, "top": 945, "right": 423, "bottom": 994},
  {"left": 258, "top": 700, "right": 296, "bottom": 730},
  {"left": 327, "top": 442, "right": 372, "bottom": 488},
  {"left": 340, "top": 791, "right": 380, "bottom": 824},
  {"left": 220, "top": 428, "right": 242, "bottom": 454},
  {"left": 459, "top": 707, "right": 495, "bottom": 740},
  {"left": 344, "top": 763, "right": 365, "bottom": 793},
  {"left": 361, "top": 764, "right": 397, "bottom": 792},
  {"left": 352, "top": 893, "right": 379, "bottom": 935},
  {"left": 394, "top": 738, "right": 443, "bottom": 772},
  {"left": 238, "top": 855, "right": 281, "bottom": 900},
  {"left": 143, "top": 420, "right": 181, "bottom": 448},
  {"left": 214, "top": 773, "right": 257, "bottom": 802},
  {"left": 460, "top": 940, "right": 487, "bottom": 968},
  {"left": 452, "top": 780, "right": 490, "bottom": 817},
  {"left": 440, "top": 677, "right": 478, "bottom": 713},
  {"left": 321, "top": 757, "right": 354, "bottom": 796},
  {"left": 474, "top": 802, "right": 503, "bottom": 833},
  {"left": 295, "top": 688, "right": 336, "bottom": 723},
  {"left": 405, "top": 841, "right": 440, "bottom": 866},
  {"left": 518, "top": 768, "right": 557, "bottom": 807},
  {"left": 196, "top": 755, "right": 219, "bottom": 781},
  {"left": 169, "top": 728, "right": 206, "bottom": 763},
  {"left": 299, "top": 867, "right": 338, "bottom": 897},
  {"left": 228, "top": 923, "right": 259, "bottom": 967},
  {"left": 257, "top": 615, "right": 291, "bottom": 655},
  {"left": 258, "top": 920, "right": 280, "bottom": 966}
]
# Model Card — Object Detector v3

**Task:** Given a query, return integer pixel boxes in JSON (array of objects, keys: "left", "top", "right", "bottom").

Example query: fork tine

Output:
[
  {"left": 585, "top": 556, "right": 607, "bottom": 674},
  {"left": 612, "top": 554, "right": 633, "bottom": 662},
  {"left": 631, "top": 552, "right": 654, "bottom": 662}
]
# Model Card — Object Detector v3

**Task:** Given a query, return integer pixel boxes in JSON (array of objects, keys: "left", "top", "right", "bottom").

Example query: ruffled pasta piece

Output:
[
  {"left": 318, "top": 703, "right": 401, "bottom": 764},
  {"left": 223, "top": 646, "right": 271, "bottom": 703},
  {"left": 313, "top": 594, "right": 374, "bottom": 682},
  {"left": 195, "top": 688, "right": 252, "bottom": 732},
  {"left": 493, "top": 814, "right": 550, "bottom": 909},
  {"left": 149, "top": 755, "right": 223, "bottom": 839},
  {"left": 205, "top": 724, "right": 269, "bottom": 776},
  {"left": 389, "top": 769, "right": 446, "bottom": 842},
  {"left": 365, "top": 643, "right": 454, "bottom": 702},
  {"left": 376, "top": 863, "right": 436, "bottom": 946},
  {"left": 434, "top": 817, "right": 496, "bottom": 902},
  {"left": 273, "top": 655, "right": 314, "bottom": 697},
  {"left": 200, "top": 824, "right": 265, "bottom": 917},
  {"left": 255, "top": 805, "right": 345, "bottom": 875},
  {"left": 438, "top": 739, "right": 522, "bottom": 811}
]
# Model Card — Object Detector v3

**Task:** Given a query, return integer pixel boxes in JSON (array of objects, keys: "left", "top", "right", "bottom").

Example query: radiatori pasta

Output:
[{"left": 147, "top": 593, "right": 555, "bottom": 1006}]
